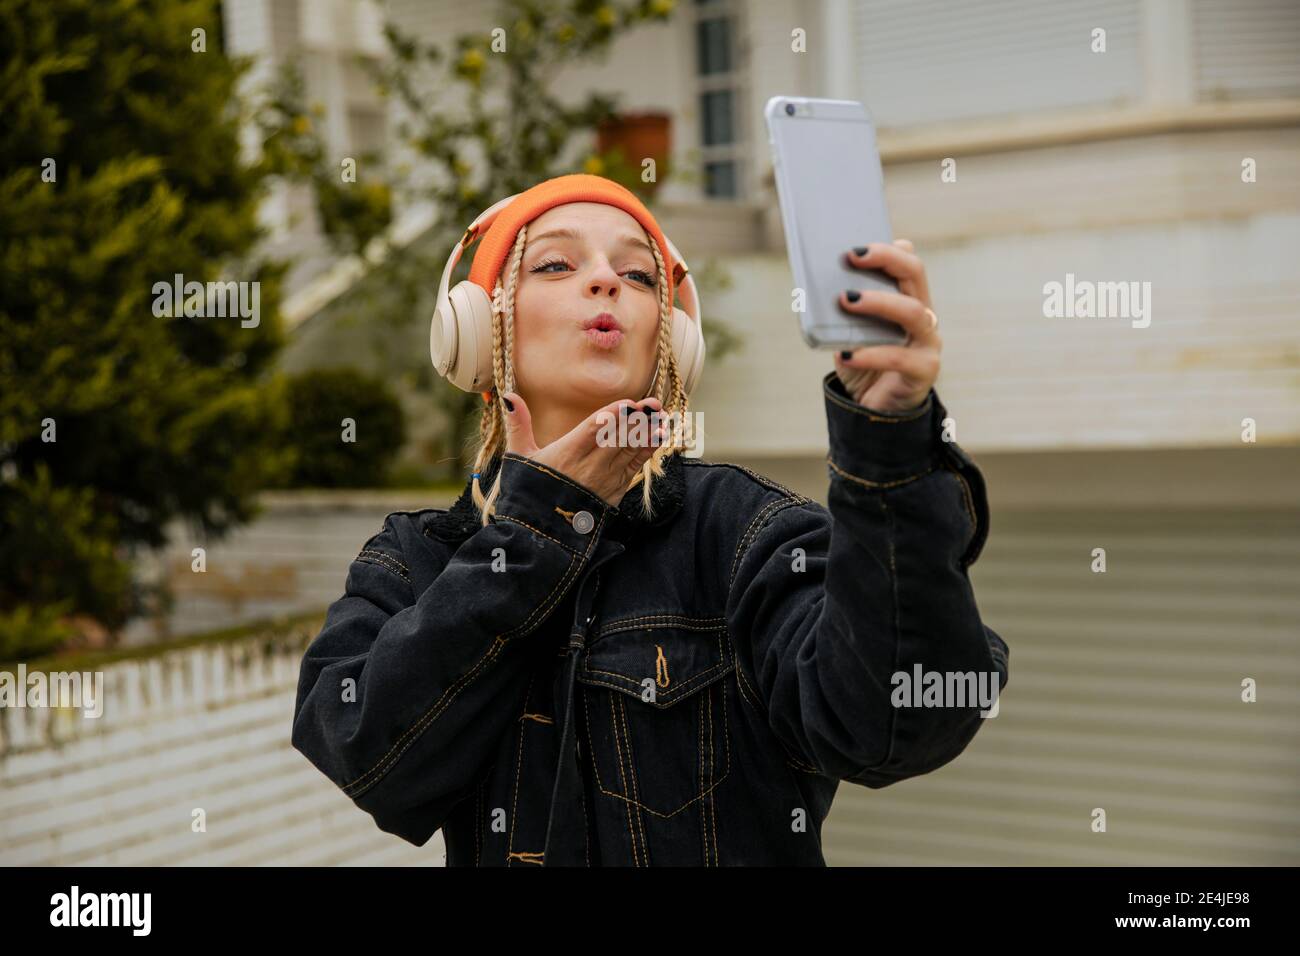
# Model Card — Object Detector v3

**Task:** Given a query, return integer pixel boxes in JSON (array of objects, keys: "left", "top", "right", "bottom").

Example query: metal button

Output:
[{"left": 571, "top": 510, "right": 595, "bottom": 534}]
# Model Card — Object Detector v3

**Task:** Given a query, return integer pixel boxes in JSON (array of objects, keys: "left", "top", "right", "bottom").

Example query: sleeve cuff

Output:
[
  {"left": 492, "top": 452, "right": 613, "bottom": 553},
  {"left": 822, "top": 371, "right": 945, "bottom": 487}
]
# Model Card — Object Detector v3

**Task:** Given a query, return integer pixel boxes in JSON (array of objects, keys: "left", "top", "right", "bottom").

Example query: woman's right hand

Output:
[{"left": 500, "top": 391, "right": 669, "bottom": 508}]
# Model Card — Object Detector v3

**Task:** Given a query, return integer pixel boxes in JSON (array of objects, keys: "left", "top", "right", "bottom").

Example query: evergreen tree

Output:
[{"left": 0, "top": 0, "right": 294, "bottom": 657}]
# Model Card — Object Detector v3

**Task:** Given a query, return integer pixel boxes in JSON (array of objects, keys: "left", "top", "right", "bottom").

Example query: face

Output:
[{"left": 504, "top": 202, "right": 662, "bottom": 410}]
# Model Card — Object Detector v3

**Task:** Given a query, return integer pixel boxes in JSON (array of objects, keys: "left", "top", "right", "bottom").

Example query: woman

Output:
[{"left": 291, "top": 173, "right": 1009, "bottom": 866}]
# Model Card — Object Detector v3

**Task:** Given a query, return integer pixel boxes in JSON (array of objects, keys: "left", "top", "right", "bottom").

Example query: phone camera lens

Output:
[{"left": 784, "top": 103, "right": 795, "bottom": 116}]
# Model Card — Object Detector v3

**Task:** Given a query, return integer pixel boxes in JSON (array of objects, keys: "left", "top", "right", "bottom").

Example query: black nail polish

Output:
[
  {"left": 846, "top": 290, "right": 861, "bottom": 302},
  {"left": 503, "top": 397, "right": 515, "bottom": 412},
  {"left": 840, "top": 350, "right": 853, "bottom": 360},
  {"left": 853, "top": 245, "right": 868, "bottom": 256}
]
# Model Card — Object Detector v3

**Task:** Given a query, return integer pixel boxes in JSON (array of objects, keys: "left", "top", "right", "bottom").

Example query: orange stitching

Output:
[
  {"left": 787, "top": 754, "right": 822, "bottom": 774},
  {"left": 824, "top": 382, "right": 931, "bottom": 422},
  {"left": 698, "top": 687, "right": 707, "bottom": 862},
  {"left": 356, "top": 549, "right": 410, "bottom": 581},
  {"left": 583, "top": 683, "right": 609, "bottom": 798},
  {"left": 578, "top": 694, "right": 591, "bottom": 867},
  {"left": 474, "top": 777, "right": 483, "bottom": 866},
  {"left": 731, "top": 649, "right": 763, "bottom": 715},
  {"left": 620, "top": 695, "right": 648, "bottom": 864},
  {"left": 732, "top": 665, "right": 758, "bottom": 711},
  {"left": 705, "top": 685, "right": 716, "bottom": 865},
  {"left": 590, "top": 751, "right": 732, "bottom": 819},
  {"left": 502, "top": 453, "right": 605, "bottom": 503},
  {"left": 507, "top": 673, "right": 535, "bottom": 865},
  {"left": 583, "top": 630, "right": 733, "bottom": 700},
  {"left": 826, "top": 457, "right": 935, "bottom": 490},
  {"left": 582, "top": 661, "right": 727, "bottom": 700},
  {"left": 507, "top": 851, "right": 544, "bottom": 865},
  {"left": 690, "top": 458, "right": 810, "bottom": 500},
  {"left": 712, "top": 682, "right": 730, "bottom": 860},
  {"left": 945, "top": 463, "right": 979, "bottom": 567},
  {"left": 343, "top": 635, "right": 507, "bottom": 795},
  {"left": 857, "top": 494, "right": 902, "bottom": 776},
  {"left": 728, "top": 497, "right": 806, "bottom": 590},
  {"left": 494, "top": 513, "right": 574, "bottom": 553},
  {"left": 616, "top": 693, "right": 648, "bottom": 865},
  {"left": 655, "top": 645, "right": 670, "bottom": 688},
  {"left": 520, "top": 712, "right": 554, "bottom": 724},
  {"left": 595, "top": 614, "right": 726, "bottom": 635},
  {"left": 608, "top": 689, "right": 642, "bottom": 866}
]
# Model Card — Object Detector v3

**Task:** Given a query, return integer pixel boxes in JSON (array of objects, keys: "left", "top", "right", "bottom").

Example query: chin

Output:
[{"left": 570, "top": 363, "right": 639, "bottom": 401}]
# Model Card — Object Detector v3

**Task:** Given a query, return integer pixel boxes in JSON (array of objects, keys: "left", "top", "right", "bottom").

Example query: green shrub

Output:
[{"left": 275, "top": 368, "right": 406, "bottom": 488}]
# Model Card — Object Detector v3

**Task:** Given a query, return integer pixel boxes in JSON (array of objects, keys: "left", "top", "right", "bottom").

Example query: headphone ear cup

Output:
[
  {"left": 433, "top": 281, "right": 496, "bottom": 392},
  {"left": 669, "top": 306, "right": 706, "bottom": 396}
]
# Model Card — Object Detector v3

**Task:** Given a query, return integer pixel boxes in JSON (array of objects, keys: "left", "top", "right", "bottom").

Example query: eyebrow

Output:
[{"left": 525, "top": 227, "right": 653, "bottom": 256}]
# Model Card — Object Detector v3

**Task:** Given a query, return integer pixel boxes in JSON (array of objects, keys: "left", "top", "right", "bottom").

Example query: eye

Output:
[
  {"left": 528, "top": 256, "right": 656, "bottom": 288},
  {"left": 529, "top": 256, "right": 569, "bottom": 274}
]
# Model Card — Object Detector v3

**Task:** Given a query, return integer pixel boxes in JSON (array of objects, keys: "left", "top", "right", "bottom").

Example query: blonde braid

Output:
[
  {"left": 473, "top": 227, "right": 528, "bottom": 524},
  {"left": 470, "top": 276, "right": 506, "bottom": 521},
  {"left": 502, "top": 225, "right": 526, "bottom": 397},
  {"left": 628, "top": 231, "right": 689, "bottom": 518}
]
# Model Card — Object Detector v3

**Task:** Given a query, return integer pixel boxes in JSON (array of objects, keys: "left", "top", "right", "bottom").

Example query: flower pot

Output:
[{"left": 597, "top": 112, "right": 671, "bottom": 196}]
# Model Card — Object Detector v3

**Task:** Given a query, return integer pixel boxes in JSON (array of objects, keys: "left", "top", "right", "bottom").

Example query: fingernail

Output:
[
  {"left": 503, "top": 397, "right": 515, "bottom": 412},
  {"left": 620, "top": 404, "right": 630, "bottom": 416},
  {"left": 845, "top": 290, "right": 861, "bottom": 303},
  {"left": 853, "top": 245, "right": 868, "bottom": 256},
  {"left": 840, "top": 350, "right": 853, "bottom": 360}
]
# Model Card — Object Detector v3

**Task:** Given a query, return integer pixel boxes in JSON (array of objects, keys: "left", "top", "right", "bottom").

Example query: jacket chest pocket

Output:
[{"left": 576, "top": 619, "right": 734, "bottom": 818}]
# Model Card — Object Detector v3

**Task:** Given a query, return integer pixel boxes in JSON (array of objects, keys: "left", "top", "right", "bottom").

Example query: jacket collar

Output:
[{"left": 422, "top": 451, "right": 687, "bottom": 543}]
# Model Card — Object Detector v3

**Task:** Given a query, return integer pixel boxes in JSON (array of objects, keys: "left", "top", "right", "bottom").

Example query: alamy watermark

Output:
[
  {"left": 0, "top": 663, "right": 104, "bottom": 718},
  {"left": 891, "top": 664, "right": 1001, "bottom": 718},
  {"left": 1042, "top": 272, "right": 1151, "bottom": 328},
  {"left": 594, "top": 408, "right": 704, "bottom": 457},
  {"left": 50, "top": 886, "right": 150, "bottom": 935},
  {"left": 152, "top": 273, "right": 260, "bottom": 328}
]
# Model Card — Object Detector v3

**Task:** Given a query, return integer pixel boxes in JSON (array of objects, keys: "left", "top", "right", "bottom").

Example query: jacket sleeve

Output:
[
  {"left": 290, "top": 453, "right": 614, "bottom": 845},
  {"left": 725, "top": 371, "right": 1010, "bottom": 787}
]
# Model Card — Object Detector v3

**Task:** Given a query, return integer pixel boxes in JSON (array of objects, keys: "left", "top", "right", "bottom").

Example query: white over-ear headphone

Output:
[{"left": 430, "top": 193, "right": 706, "bottom": 399}]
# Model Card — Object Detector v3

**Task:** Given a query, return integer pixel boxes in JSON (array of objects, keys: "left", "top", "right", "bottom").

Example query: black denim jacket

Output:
[{"left": 291, "top": 372, "right": 1010, "bottom": 865}]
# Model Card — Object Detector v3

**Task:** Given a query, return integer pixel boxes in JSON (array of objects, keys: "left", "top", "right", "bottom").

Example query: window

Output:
[
  {"left": 347, "top": 106, "right": 386, "bottom": 156},
  {"left": 268, "top": 0, "right": 302, "bottom": 54},
  {"left": 690, "top": 0, "right": 747, "bottom": 199}
]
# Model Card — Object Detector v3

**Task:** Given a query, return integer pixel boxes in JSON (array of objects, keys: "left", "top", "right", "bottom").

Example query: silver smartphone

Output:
[{"left": 765, "top": 96, "right": 906, "bottom": 349}]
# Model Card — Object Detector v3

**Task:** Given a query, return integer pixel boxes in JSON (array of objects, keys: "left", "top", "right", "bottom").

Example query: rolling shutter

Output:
[
  {"left": 824, "top": 506, "right": 1300, "bottom": 865},
  {"left": 1192, "top": 0, "right": 1300, "bottom": 100},
  {"left": 853, "top": 0, "right": 1144, "bottom": 128}
]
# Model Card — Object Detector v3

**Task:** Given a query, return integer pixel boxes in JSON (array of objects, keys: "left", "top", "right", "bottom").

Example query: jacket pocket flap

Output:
[{"left": 577, "top": 620, "right": 733, "bottom": 708}]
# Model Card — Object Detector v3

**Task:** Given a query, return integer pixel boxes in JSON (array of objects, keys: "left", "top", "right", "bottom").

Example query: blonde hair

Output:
[{"left": 469, "top": 221, "right": 689, "bottom": 526}]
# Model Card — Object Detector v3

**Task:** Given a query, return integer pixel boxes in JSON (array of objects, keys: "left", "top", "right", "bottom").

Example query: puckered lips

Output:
[{"left": 581, "top": 312, "right": 624, "bottom": 349}]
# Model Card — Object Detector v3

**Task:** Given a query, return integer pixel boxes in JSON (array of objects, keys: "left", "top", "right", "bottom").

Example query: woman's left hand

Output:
[{"left": 833, "top": 238, "right": 941, "bottom": 413}]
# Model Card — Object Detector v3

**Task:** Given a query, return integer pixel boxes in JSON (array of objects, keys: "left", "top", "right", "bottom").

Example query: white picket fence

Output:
[{"left": 0, "top": 623, "right": 441, "bottom": 867}]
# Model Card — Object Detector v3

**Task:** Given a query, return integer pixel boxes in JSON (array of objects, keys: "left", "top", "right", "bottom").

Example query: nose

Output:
[{"left": 587, "top": 256, "right": 620, "bottom": 299}]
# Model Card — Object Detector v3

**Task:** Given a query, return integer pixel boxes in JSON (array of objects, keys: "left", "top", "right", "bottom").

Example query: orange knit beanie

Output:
[{"left": 467, "top": 173, "right": 681, "bottom": 307}]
